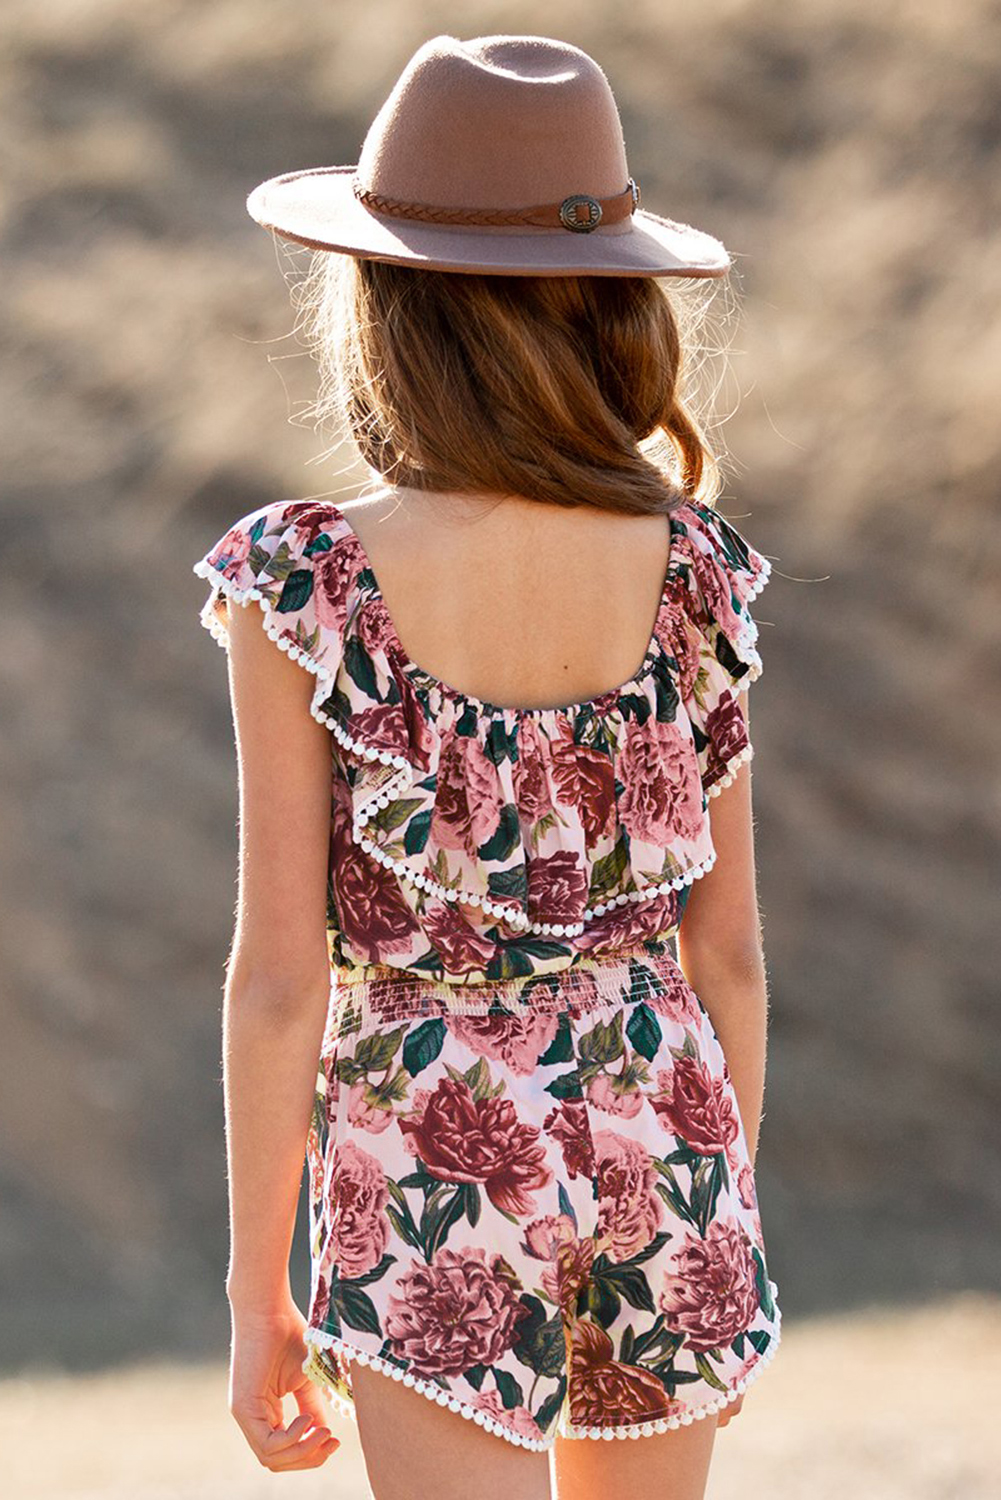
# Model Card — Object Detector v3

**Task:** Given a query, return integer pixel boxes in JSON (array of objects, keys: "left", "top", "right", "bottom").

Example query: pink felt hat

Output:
[{"left": 245, "top": 34, "right": 732, "bottom": 278}]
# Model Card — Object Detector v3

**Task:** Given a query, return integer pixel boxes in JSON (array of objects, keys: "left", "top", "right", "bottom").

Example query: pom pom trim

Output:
[
  {"left": 193, "top": 559, "right": 727, "bottom": 938},
  {"left": 300, "top": 1287, "right": 781, "bottom": 1449},
  {"left": 301, "top": 1329, "right": 552, "bottom": 1451}
]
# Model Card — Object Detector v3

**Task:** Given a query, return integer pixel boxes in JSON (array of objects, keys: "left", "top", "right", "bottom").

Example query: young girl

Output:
[{"left": 193, "top": 34, "right": 782, "bottom": 1500}]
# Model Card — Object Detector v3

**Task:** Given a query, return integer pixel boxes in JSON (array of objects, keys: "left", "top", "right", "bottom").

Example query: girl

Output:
[{"left": 193, "top": 33, "right": 782, "bottom": 1500}]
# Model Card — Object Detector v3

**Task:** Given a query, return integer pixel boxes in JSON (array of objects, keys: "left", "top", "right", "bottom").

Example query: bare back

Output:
[{"left": 341, "top": 486, "right": 675, "bottom": 713}]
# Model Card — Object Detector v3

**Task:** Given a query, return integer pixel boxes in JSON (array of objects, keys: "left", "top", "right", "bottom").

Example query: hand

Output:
[
  {"left": 716, "top": 1392, "right": 744, "bottom": 1429},
  {"left": 228, "top": 1292, "right": 341, "bottom": 1471}
]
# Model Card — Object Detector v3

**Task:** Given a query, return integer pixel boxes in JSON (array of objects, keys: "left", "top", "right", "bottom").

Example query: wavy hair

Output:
[{"left": 289, "top": 253, "right": 738, "bottom": 516}]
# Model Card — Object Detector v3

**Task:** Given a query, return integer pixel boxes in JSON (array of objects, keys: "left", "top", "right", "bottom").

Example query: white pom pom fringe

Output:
[
  {"left": 300, "top": 1329, "right": 552, "bottom": 1451},
  {"left": 193, "top": 559, "right": 726, "bottom": 939}
]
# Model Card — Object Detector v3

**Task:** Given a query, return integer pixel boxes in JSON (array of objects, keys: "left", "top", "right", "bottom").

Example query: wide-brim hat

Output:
[{"left": 246, "top": 34, "right": 732, "bottom": 279}]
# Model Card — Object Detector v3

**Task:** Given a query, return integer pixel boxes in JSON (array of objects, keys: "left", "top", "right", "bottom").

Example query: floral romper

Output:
[{"left": 193, "top": 494, "right": 782, "bottom": 1451}]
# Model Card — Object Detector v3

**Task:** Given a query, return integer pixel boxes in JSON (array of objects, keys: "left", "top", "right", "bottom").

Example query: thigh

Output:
[
  {"left": 552, "top": 1414, "right": 719, "bottom": 1500},
  {"left": 351, "top": 1358, "right": 552, "bottom": 1500}
]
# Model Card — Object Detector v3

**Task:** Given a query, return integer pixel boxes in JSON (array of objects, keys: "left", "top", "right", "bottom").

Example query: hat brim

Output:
[{"left": 246, "top": 166, "right": 731, "bottom": 278}]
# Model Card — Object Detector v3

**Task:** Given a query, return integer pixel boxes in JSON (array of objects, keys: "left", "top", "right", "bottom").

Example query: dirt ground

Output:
[{"left": 8, "top": 1293, "right": 997, "bottom": 1500}]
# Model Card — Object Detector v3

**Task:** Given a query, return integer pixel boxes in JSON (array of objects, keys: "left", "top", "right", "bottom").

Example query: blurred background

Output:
[{"left": 3, "top": 0, "right": 999, "bottom": 1494}]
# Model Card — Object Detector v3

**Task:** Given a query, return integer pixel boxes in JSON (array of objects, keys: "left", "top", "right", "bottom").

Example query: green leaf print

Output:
[
  {"left": 275, "top": 567, "right": 314, "bottom": 613},
  {"left": 752, "top": 1248, "right": 776, "bottom": 1319},
  {"left": 544, "top": 1069, "right": 584, "bottom": 1101},
  {"left": 335, "top": 1055, "right": 368, "bottom": 1085},
  {"left": 478, "top": 803, "right": 521, "bottom": 862},
  {"left": 402, "top": 1018, "right": 447, "bottom": 1077},
  {"left": 586, "top": 1278, "right": 622, "bottom": 1328},
  {"left": 370, "top": 797, "right": 426, "bottom": 836},
  {"left": 354, "top": 1026, "right": 405, "bottom": 1072},
  {"left": 748, "top": 1328, "right": 773, "bottom": 1355},
  {"left": 513, "top": 1297, "right": 566, "bottom": 1378},
  {"left": 693, "top": 1353, "right": 729, "bottom": 1392},
  {"left": 463, "top": 1182, "right": 481, "bottom": 1227},
  {"left": 463, "top": 1363, "right": 488, "bottom": 1391},
  {"left": 600, "top": 1263, "right": 656, "bottom": 1313},
  {"left": 491, "top": 1367, "right": 526, "bottom": 1410},
  {"left": 403, "top": 808, "right": 433, "bottom": 855},
  {"left": 539, "top": 1014, "right": 574, "bottom": 1066},
  {"left": 557, "top": 1181, "right": 577, "bottom": 1229},
  {"left": 422, "top": 1186, "right": 468, "bottom": 1260},
  {"left": 341, "top": 635, "right": 381, "bottom": 699},
  {"left": 587, "top": 838, "right": 629, "bottom": 903},
  {"left": 335, "top": 1284, "right": 382, "bottom": 1337},
  {"left": 626, "top": 1002, "right": 663, "bottom": 1062},
  {"left": 578, "top": 1011, "right": 625, "bottom": 1066},
  {"left": 346, "top": 1253, "right": 397, "bottom": 1288},
  {"left": 533, "top": 1378, "right": 567, "bottom": 1431}
]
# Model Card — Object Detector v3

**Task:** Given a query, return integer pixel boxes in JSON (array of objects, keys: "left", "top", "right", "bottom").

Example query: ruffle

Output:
[
  {"left": 193, "top": 497, "right": 772, "bottom": 951},
  {"left": 657, "top": 500, "right": 772, "bottom": 796}
]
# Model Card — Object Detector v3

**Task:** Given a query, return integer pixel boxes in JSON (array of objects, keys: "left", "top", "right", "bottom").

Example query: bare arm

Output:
[
  {"left": 676, "top": 699, "right": 769, "bottom": 1163},
  {"left": 219, "top": 597, "right": 334, "bottom": 1310}
]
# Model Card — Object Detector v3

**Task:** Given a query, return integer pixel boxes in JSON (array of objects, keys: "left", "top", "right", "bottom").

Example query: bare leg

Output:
[
  {"left": 553, "top": 1412, "right": 719, "bottom": 1500},
  {"left": 350, "top": 1359, "right": 552, "bottom": 1500}
]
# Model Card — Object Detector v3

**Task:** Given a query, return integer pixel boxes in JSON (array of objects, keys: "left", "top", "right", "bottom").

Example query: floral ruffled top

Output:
[{"left": 193, "top": 496, "right": 772, "bottom": 985}]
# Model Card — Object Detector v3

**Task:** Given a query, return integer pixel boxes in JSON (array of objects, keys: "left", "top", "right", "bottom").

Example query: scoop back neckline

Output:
[{"left": 321, "top": 498, "right": 688, "bottom": 719}]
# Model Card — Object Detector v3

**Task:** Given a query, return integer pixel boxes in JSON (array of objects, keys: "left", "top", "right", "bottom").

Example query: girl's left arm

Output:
[{"left": 213, "top": 597, "right": 341, "bottom": 1472}]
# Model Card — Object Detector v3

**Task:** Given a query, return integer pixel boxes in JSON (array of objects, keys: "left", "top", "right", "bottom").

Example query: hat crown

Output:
[{"left": 357, "top": 34, "right": 630, "bottom": 210}]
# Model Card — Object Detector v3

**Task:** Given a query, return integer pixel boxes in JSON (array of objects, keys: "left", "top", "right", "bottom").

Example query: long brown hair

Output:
[{"left": 291, "top": 253, "right": 736, "bottom": 515}]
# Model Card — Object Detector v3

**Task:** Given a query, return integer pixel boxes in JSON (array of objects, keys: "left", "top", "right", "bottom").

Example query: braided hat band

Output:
[
  {"left": 352, "top": 176, "right": 641, "bottom": 235},
  {"left": 245, "top": 36, "right": 731, "bottom": 277}
]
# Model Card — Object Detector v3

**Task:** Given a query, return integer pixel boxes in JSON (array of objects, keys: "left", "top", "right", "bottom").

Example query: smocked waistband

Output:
[{"left": 325, "top": 944, "right": 695, "bottom": 1037}]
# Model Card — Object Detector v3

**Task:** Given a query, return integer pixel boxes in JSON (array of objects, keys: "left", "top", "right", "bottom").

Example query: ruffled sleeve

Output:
[
  {"left": 669, "top": 499, "right": 773, "bottom": 798},
  {"left": 192, "top": 496, "right": 361, "bottom": 712}
]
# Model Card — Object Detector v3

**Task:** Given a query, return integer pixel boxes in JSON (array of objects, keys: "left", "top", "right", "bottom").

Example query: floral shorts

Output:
[{"left": 301, "top": 947, "right": 782, "bottom": 1451}]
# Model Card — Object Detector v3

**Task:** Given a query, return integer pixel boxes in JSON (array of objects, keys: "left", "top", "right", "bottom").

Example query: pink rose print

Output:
[
  {"left": 703, "top": 691, "right": 749, "bottom": 786},
  {"left": 643, "top": 974, "right": 702, "bottom": 1024},
  {"left": 738, "top": 1164, "right": 757, "bottom": 1211},
  {"left": 330, "top": 785, "right": 421, "bottom": 964},
  {"left": 650, "top": 1056, "right": 740, "bottom": 1164},
  {"left": 659, "top": 1220, "right": 760, "bottom": 1352},
  {"left": 347, "top": 1082, "right": 395, "bottom": 1134},
  {"left": 511, "top": 719, "right": 555, "bottom": 823},
  {"left": 342, "top": 701, "right": 412, "bottom": 761},
  {"left": 447, "top": 1009, "right": 560, "bottom": 1076},
  {"left": 420, "top": 901, "right": 498, "bottom": 976},
  {"left": 574, "top": 891, "right": 680, "bottom": 954},
  {"left": 431, "top": 731, "right": 505, "bottom": 854},
  {"left": 549, "top": 729, "right": 616, "bottom": 846},
  {"left": 355, "top": 596, "right": 397, "bottom": 656},
  {"left": 470, "top": 1388, "right": 545, "bottom": 1443},
  {"left": 618, "top": 718, "right": 703, "bottom": 845},
  {"left": 328, "top": 1140, "right": 390, "bottom": 1280},
  {"left": 593, "top": 1130, "right": 663, "bottom": 1262},
  {"left": 310, "top": 532, "right": 367, "bottom": 635},
  {"left": 522, "top": 1214, "right": 595, "bottom": 1308},
  {"left": 309, "top": 1270, "right": 332, "bottom": 1327},
  {"left": 543, "top": 1099, "right": 596, "bottom": 1181},
  {"left": 384, "top": 1247, "right": 528, "bottom": 1377},
  {"left": 208, "top": 522, "right": 254, "bottom": 582},
  {"left": 400, "top": 1077, "right": 552, "bottom": 1216},
  {"left": 569, "top": 1319, "right": 679, "bottom": 1427},
  {"left": 527, "top": 850, "right": 588, "bottom": 925},
  {"left": 690, "top": 543, "right": 745, "bottom": 643},
  {"left": 587, "top": 1071, "right": 644, "bottom": 1119}
]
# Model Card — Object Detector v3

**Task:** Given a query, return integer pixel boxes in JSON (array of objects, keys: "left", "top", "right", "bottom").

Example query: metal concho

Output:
[{"left": 558, "top": 194, "right": 603, "bottom": 233}]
